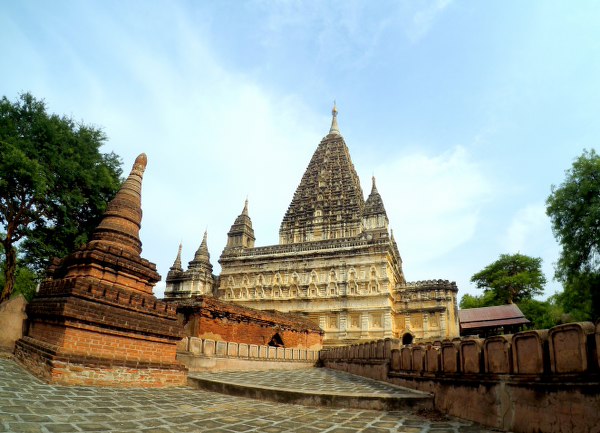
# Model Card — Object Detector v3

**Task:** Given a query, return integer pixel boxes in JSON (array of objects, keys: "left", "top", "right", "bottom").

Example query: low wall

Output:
[
  {"left": 321, "top": 321, "right": 600, "bottom": 433},
  {"left": 178, "top": 336, "right": 318, "bottom": 371}
]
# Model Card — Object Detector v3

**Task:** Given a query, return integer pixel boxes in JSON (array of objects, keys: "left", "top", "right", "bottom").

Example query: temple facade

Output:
[{"left": 166, "top": 106, "right": 459, "bottom": 346}]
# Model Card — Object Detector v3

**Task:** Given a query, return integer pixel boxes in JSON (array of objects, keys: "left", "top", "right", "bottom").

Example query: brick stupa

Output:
[{"left": 15, "top": 154, "right": 187, "bottom": 387}]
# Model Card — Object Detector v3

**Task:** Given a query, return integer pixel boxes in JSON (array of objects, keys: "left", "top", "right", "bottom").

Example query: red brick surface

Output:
[{"left": 175, "top": 296, "right": 323, "bottom": 349}]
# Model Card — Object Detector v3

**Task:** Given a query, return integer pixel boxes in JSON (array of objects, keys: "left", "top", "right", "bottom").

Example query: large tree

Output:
[
  {"left": 546, "top": 149, "right": 600, "bottom": 320},
  {"left": 470, "top": 253, "right": 546, "bottom": 305},
  {"left": 0, "top": 93, "right": 122, "bottom": 302}
]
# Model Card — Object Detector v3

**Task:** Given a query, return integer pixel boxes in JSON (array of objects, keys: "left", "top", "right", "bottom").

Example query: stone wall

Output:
[
  {"left": 177, "top": 336, "right": 318, "bottom": 371},
  {"left": 0, "top": 295, "right": 27, "bottom": 352},
  {"left": 320, "top": 321, "right": 600, "bottom": 433}
]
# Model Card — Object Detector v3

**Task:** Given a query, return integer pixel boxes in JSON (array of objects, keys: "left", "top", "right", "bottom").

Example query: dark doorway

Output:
[
  {"left": 268, "top": 332, "right": 284, "bottom": 347},
  {"left": 402, "top": 333, "right": 413, "bottom": 345}
]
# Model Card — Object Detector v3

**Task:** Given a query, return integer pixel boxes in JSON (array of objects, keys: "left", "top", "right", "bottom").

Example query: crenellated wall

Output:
[
  {"left": 177, "top": 336, "right": 318, "bottom": 371},
  {"left": 320, "top": 321, "right": 600, "bottom": 433}
]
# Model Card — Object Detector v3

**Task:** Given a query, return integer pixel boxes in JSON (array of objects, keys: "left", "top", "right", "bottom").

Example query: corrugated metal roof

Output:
[{"left": 458, "top": 304, "right": 529, "bottom": 330}]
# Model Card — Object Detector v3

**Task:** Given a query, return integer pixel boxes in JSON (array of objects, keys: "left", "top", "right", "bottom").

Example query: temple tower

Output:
[{"left": 218, "top": 106, "right": 416, "bottom": 345}]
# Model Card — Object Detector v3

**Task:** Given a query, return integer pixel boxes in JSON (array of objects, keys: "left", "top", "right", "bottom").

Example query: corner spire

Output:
[
  {"left": 90, "top": 153, "right": 147, "bottom": 256},
  {"left": 170, "top": 243, "right": 183, "bottom": 271},
  {"left": 371, "top": 176, "right": 378, "bottom": 194},
  {"left": 189, "top": 230, "right": 211, "bottom": 269},
  {"left": 329, "top": 101, "right": 340, "bottom": 136}
]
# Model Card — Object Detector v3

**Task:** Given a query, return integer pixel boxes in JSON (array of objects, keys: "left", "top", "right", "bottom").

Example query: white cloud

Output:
[
  {"left": 504, "top": 203, "right": 549, "bottom": 253},
  {"left": 374, "top": 146, "right": 492, "bottom": 265},
  {"left": 407, "top": 0, "right": 453, "bottom": 43},
  {"left": 503, "top": 203, "right": 561, "bottom": 297}
]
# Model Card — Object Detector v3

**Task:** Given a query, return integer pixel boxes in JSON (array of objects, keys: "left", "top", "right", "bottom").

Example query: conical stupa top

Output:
[
  {"left": 242, "top": 199, "right": 249, "bottom": 216},
  {"left": 364, "top": 175, "right": 388, "bottom": 217},
  {"left": 371, "top": 176, "right": 378, "bottom": 194},
  {"left": 170, "top": 243, "right": 183, "bottom": 271},
  {"left": 90, "top": 153, "right": 147, "bottom": 256},
  {"left": 189, "top": 230, "right": 211, "bottom": 269},
  {"left": 329, "top": 102, "right": 340, "bottom": 136}
]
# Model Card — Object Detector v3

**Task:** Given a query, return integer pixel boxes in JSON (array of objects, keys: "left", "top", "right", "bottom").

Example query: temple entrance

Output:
[
  {"left": 402, "top": 333, "right": 413, "bottom": 345},
  {"left": 268, "top": 332, "right": 284, "bottom": 347}
]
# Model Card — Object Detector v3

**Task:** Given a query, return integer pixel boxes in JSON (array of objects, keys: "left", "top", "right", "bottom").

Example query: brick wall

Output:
[{"left": 175, "top": 296, "right": 323, "bottom": 350}]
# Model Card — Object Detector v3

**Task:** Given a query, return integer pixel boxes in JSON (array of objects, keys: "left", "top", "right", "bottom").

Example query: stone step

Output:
[{"left": 187, "top": 368, "right": 433, "bottom": 411}]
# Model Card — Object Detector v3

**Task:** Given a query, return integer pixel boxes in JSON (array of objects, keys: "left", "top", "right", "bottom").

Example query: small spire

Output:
[
  {"left": 329, "top": 101, "right": 340, "bottom": 136},
  {"left": 242, "top": 199, "right": 249, "bottom": 216},
  {"left": 189, "top": 230, "right": 211, "bottom": 269},
  {"left": 371, "top": 176, "right": 378, "bottom": 193},
  {"left": 170, "top": 242, "right": 183, "bottom": 271}
]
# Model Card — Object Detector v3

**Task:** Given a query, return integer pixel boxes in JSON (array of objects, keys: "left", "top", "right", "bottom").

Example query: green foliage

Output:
[
  {"left": 459, "top": 291, "right": 498, "bottom": 309},
  {"left": 0, "top": 93, "right": 122, "bottom": 302},
  {"left": 546, "top": 149, "right": 600, "bottom": 320},
  {"left": 0, "top": 242, "right": 39, "bottom": 301},
  {"left": 554, "top": 273, "right": 598, "bottom": 322},
  {"left": 471, "top": 253, "right": 546, "bottom": 304},
  {"left": 518, "top": 297, "right": 563, "bottom": 330}
]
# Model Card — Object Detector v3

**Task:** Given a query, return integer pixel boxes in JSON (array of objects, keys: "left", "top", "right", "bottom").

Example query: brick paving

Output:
[{"left": 0, "top": 359, "right": 500, "bottom": 432}]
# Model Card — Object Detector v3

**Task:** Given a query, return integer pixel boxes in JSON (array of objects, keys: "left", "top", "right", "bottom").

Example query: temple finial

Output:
[
  {"left": 329, "top": 101, "right": 340, "bottom": 136},
  {"left": 372, "top": 176, "right": 377, "bottom": 192},
  {"left": 242, "top": 198, "right": 249, "bottom": 216}
]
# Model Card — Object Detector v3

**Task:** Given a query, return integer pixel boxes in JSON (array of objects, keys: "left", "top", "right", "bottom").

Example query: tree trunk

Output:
[{"left": 0, "top": 245, "right": 17, "bottom": 303}]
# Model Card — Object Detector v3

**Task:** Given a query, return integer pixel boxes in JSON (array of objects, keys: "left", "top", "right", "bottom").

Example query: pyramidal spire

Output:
[
  {"left": 195, "top": 230, "right": 209, "bottom": 260},
  {"left": 170, "top": 243, "right": 183, "bottom": 271},
  {"left": 329, "top": 101, "right": 340, "bottom": 136},
  {"left": 189, "top": 230, "right": 211, "bottom": 269},
  {"left": 371, "top": 176, "right": 378, "bottom": 194},
  {"left": 90, "top": 153, "right": 147, "bottom": 256},
  {"left": 242, "top": 198, "right": 249, "bottom": 216},
  {"left": 364, "top": 175, "right": 388, "bottom": 218}
]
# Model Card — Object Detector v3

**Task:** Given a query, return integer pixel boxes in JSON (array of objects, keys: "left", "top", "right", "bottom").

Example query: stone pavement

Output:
[
  {"left": 188, "top": 369, "right": 432, "bottom": 410},
  {"left": 0, "top": 359, "right": 501, "bottom": 433},
  {"left": 191, "top": 369, "right": 422, "bottom": 395}
]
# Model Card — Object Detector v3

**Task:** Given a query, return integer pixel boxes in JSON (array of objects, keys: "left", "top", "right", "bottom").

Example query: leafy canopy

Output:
[
  {"left": 0, "top": 93, "right": 122, "bottom": 302},
  {"left": 546, "top": 149, "right": 600, "bottom": 320},
  {"left": 470, "top": 253, "right": 546, "bottom": 305}
]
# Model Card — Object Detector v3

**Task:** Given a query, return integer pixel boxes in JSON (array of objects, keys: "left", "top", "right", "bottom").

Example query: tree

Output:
[
  {"left": 470, "top": 253, "right": 546, "bottom": 305},
  {"left": 459, "top": 291, "right": 497, "bottom": 309},
  {"left": 0, "top": 241, "right": 38, "bottom": 301},
  {"left": 518, "top": 296, "right": 563, "bottom": 329},
  {"left": 546, "top": 149, "right": 600, "bottom": 320},
  {"left": 0, "top": 93, "right": 122, "bottom": 303}
]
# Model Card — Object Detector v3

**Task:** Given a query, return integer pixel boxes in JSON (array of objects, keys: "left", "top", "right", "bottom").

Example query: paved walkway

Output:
[
  {"left": 190, "top": 369, "right": 422, "bottom": 396},
  {"left": 188, "top": 370, "right": 432, "bottom": 410},
  {"left": 0, "top": 359, "right": 500, "bottom": 433}
]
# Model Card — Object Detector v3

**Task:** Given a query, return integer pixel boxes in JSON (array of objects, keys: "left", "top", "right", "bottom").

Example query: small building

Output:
[{"left": 458, "top": 304, "right": 530, "bottom": 337}]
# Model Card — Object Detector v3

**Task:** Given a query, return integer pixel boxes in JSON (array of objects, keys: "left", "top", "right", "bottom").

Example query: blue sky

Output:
[{"left": 2, "top": 1, "right": 599, "bottom": 299}]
